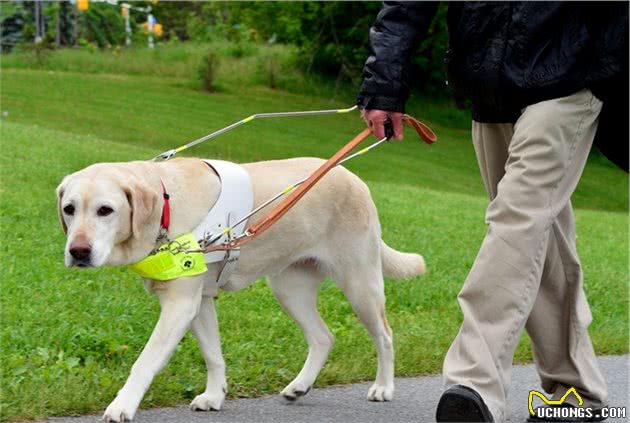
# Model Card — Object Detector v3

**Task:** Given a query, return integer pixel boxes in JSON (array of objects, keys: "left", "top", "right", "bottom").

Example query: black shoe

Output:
[
  {"left": 527, "top": 403, "right": 607, "bottom": 422},
  {"left": 436, "top": 385, "right": 494, "bottom": 422}
]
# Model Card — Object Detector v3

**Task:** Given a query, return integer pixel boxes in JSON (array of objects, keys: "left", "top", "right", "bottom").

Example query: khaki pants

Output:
[{"left": 442, "top": 89, "right": 608, "bottom": 422}]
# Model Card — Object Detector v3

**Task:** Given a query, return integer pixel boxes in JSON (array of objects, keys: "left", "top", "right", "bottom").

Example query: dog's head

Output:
[{"left": 56, "top": 162, "right": 161, "bottom": 268}]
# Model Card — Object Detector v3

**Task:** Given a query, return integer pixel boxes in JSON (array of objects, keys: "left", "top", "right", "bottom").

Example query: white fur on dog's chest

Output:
[{"left": 192, "top": 160, "right": 253, "bottom": 286}]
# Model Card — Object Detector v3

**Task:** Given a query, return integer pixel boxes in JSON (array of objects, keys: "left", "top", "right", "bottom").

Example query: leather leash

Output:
[{"left": 202, "top": 114, "right": 437, "bottom": 253}]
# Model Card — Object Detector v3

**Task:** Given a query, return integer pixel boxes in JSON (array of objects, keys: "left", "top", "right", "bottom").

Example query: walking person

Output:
[{"left": 358, "top": 2, "right": 628, "bottom": 422}]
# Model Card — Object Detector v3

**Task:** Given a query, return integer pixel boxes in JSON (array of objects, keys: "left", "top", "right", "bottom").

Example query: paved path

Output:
[{"left": 41, "top": 355, "right": 628, "bottom": 423}]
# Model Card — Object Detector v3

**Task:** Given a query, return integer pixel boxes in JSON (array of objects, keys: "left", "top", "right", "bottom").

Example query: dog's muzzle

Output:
[{"left": 69, "top": 241, "right": 92, "bottom": 267}]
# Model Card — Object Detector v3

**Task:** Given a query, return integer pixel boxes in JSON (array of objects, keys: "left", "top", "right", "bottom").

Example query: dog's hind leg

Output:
[
  {"left": 102, "top": 277, "right": 204, "bottom": 423},
  {"left": 337, "top": 263, "right": 394, "bottom": 402},
  {"left": 269, "top": 263, "right": 332, "bottom": 401},
  {"left": 189, "top": 297, "right": 227, "bottom": 412}
]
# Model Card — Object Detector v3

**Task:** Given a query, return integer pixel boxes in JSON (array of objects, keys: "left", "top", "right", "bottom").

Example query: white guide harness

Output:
[{"left": 192, "top": 160, "right": 253, "bottom": 286}]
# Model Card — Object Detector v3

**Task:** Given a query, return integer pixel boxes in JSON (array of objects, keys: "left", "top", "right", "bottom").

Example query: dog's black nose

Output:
[{"left": 69, "top": 245, "right": 91, "bottom": 261}]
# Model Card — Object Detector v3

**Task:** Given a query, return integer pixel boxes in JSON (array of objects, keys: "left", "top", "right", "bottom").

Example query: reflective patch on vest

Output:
[{"left": 129, "top": 233, "right": 207, "bottom": 281}]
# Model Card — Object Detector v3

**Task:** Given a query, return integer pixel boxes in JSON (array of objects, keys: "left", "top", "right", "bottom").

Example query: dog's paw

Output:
[
  {"left": 367, "top": 383, "right": 394, "bottom": 402},
  {"left": 190, "top": 391, "right": 225, "bottom": 411},
  {"left": 281, "top": 382, "right": 312, "bottom": 401},
  {"left": 102, "top": 397, "right": 138, "bottom": 422}
]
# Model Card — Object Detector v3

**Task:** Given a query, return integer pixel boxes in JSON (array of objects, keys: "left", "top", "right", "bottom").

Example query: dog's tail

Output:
[{"left": 381, "top": 240, "right": 426, "bottom": 280}]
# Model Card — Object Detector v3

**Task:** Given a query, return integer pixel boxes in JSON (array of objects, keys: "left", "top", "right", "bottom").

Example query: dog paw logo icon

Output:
[{"left": 180, "top": 256, "right": 195, "bottom": 270}]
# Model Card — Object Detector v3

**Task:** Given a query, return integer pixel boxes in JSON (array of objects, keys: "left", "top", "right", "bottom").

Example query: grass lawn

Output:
[{"left": 0, "top": 51, "right": 627, "bottom": 422}]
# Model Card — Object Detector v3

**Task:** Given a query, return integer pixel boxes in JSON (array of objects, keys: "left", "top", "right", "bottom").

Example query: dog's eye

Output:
[
  {"left": 97, "top": 206, "right": 114, "bottom": 217},
  {"left": 63, "top": 204, "right": 75, "bottom": 216}
]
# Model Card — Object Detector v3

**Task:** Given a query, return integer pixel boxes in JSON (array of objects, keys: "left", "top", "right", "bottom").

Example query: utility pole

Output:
[
  {"left": 34, "top": 0, "right": 42, "bottom": 43},
  {"left": 147, "top": 8, "right": 155, "bottom": 49},
  {"left": 55, "top": 2, "right": 61, "bottom": 47},
  {"left": 73, "top": 2, "right": 78, "bottom": 46},
  {"left": 121, "top": 3, "right": 131, "bottom": 46}
]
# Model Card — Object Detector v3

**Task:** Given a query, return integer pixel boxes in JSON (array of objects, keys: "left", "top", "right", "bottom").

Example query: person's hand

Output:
[{"left": 361, "top": 109, "right": 404, "bottom": 140}]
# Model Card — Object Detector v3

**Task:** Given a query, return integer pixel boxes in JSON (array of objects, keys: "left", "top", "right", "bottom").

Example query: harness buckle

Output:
[{"left": 157, "top": 227, "right": 169, "bottom": 242}]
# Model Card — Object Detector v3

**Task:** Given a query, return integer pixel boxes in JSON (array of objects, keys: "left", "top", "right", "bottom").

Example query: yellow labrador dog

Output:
[{"left": 57, "top": 157, "right": 425, "bottom": 422}]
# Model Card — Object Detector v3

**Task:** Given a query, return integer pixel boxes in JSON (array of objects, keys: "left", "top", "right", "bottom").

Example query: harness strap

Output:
[{"left": 202, "top": 114, "right": 436, "bottom": 253}]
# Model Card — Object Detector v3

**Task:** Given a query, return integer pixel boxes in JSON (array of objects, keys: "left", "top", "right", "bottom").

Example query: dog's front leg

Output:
[
  {"left": 189, "top": 296, "right": 227, "bottom": 411},
  {"left": 103, "top": 277, "right": 204, "bottom": 422}
]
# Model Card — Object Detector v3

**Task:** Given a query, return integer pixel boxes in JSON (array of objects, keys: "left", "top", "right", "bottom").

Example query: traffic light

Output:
[{"left": 77, "top": 0, "right": 89, "bottom": 12}]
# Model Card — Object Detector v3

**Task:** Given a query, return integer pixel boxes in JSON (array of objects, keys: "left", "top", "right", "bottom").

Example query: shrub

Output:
[
  {"left": 198, "top": 50, "right": 219, "bottom": 92},
  {"left": 259, "top": 53, "right": 278, "bottom": 89},
  {"left": 15, "top": 40, "right": 52, "bottom": 67},
  {"left": 224, "top": 41, "right": 257, "bottom": 58}
]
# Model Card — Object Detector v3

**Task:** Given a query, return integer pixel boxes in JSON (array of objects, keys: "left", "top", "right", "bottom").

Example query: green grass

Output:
[
  {"left": 0, "top": 67, "right": 624, "bottom": 212},
  {"left": 0, "top": 50, "right": 628, "bottom": 422},
  {"left": 1, "top": 41, "right": 474, "bottom": 130},
  {"left": 2, "top": 42, "right": 286, "bottom": 88},
  {"left": 0, "top": 42, "right": 359, "bottom": 108}
]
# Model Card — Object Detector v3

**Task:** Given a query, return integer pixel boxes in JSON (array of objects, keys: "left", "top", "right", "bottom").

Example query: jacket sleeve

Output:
[{"left": 357, "top": 1, "right": 439, "bottom": 112}]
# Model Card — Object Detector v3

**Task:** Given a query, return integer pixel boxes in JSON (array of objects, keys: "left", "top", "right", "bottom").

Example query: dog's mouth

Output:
[{"left": 71, "top": 260, "right": 94, "bottom": 268}]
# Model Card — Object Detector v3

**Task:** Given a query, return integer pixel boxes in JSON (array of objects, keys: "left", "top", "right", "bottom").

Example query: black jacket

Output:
[{"left": 358, "top": 2, "right": 628, "bottom": 123}]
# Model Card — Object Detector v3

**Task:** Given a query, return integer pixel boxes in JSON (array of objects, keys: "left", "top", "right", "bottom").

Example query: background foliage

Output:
[{"left": 1, "top": 1, "right": 450, "bottom": 97}]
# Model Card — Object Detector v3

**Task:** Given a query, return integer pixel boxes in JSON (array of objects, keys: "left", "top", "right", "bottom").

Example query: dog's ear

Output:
[
  {"left": 56, "top": 178, "right": 68, "bottom": 235},
  {"left": 124, "top": 182, "right": 159, "bottom": 240}
]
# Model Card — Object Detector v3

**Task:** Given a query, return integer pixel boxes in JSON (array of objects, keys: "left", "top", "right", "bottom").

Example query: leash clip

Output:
[
  {"left": 153, "top": 149, "right": 177, "bottom": 162},
  {"left": 155, "top": 227, "right": 170, "bottom": 246}
]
